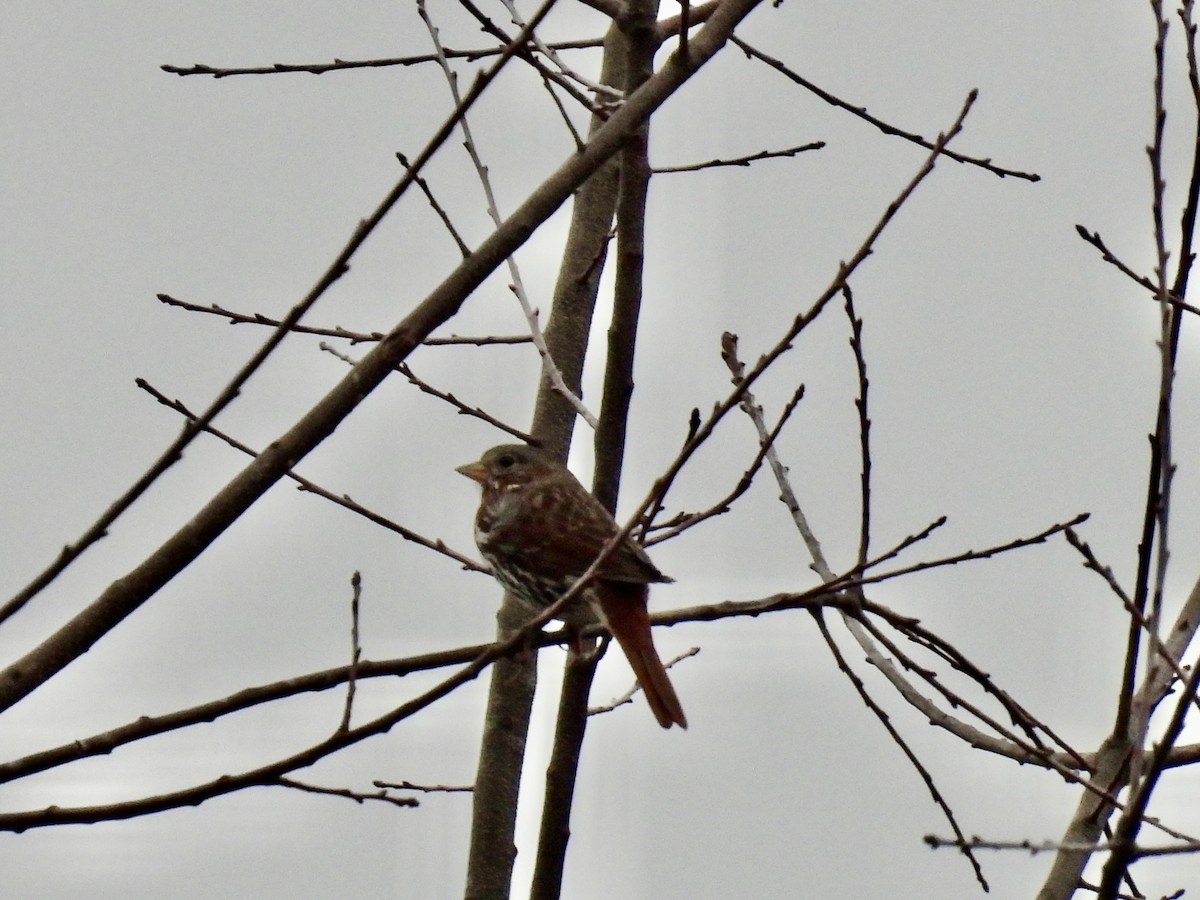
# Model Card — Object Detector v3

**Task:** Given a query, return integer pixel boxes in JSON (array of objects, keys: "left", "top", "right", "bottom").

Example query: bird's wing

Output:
[{"left": 547, "top": 493, "right": 673, "bottom": 584}]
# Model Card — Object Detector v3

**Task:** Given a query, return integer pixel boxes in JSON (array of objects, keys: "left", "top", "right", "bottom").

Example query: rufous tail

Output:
[{"left": 594, "top": 582, "right": 687, "bottom": 729}]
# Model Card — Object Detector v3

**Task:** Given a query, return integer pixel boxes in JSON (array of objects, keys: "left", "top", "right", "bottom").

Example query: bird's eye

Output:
[{"left": 497, "top": 453, "right": 516, "bottom": 468}]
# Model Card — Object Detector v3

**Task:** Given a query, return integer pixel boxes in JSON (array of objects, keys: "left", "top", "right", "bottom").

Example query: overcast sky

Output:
[{"left": 3, "top": 2, "right": 1198, "bottom": 898}]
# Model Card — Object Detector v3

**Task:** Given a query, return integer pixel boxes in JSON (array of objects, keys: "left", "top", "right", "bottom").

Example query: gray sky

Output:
[{"left": 3, "top": 1, "right": 1198, "bottom": 898}]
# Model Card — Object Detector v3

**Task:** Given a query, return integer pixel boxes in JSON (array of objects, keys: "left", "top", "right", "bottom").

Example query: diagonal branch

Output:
[
  {"left": 731, "top": 36, "right": 1039, "bottom": 182},
  {"left": 135, "top": 378, "right": 487, "bottom": 572},
  {"left": 652, "top": 141, "right": 825, "bottom": 173}
]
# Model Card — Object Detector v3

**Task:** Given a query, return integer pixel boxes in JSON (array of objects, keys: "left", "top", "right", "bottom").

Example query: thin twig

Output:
[
  {"left": 926, "top": 835, "right": 1200, "bottom": 858},
  {"left": 1073, "top": 226, "right": 1200, "bottom": 315},
  {"left": 587, "top": 647, "right": 700, "bottom": 716},
  {"left": 813, "top": 614, "right": 988, "bottom": 891},
  {"left": 720, "top": 330, "right": 832, "bottom": 578},
  {"left": 279, "top": 777, "right": 419, "bottom": 808},
  {"left": 321, "top": 343, "right": 536, "bottom": 441},
  {"left": 497, "top": 0, "right": 622, "bottom": 100},
  {"left": 843, "top": 287, "right": 872, "bottom": 568},
  {"left": 731, "top": 36, "right": 1040, "bottom": 182},
  {"left": 338, "top": 572, "right": 363, "bottom": 733},
  {"left": 644, "top": 382, "right": 804, "bottom": 546},
  {"left": 396, "top": 153, "right": 472, "bottom": 258},
  {"left": 397, "top": 364, "right": 537, "bottom": 442},
  {"left": 439, "top": 0, "right": 600, "bottom": 127},
  {"left": 161, "top": 41, "right": 605, "bottom": 79},
  {"left": 158, "top": 294, "right": 531, "bottom": 346},
  {"left": 1065, "top": 527, "right": 1196, "bottom": 703},
  {"left": 855, "top": 513, "right": 1089, "bottom": 585},
  {"left": 652, "top": 142, "right": 824, "bottom": 173},
  {"left": 373, "top": 779, "right": 474, "bottom": 793},
  {"left": 135, "top": 379, "right": 487, "bottom": 573}
]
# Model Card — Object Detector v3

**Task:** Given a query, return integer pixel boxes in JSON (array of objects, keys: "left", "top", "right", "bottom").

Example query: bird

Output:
[{"left": 456, "top": 443, "right": 687, "bottom": 729}]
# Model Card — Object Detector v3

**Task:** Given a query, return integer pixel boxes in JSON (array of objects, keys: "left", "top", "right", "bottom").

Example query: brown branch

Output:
[
  {"left": 373, "top": 779, "right": 473, "bottom": 793},
  {"left": 337, "top": 572, "right": 363, "bottom": 734},
  {"left": 160, "top": 41, "right": 605, "bottom": 79},
  {"left": 678, "top": 0, "right": 691, "bottom": 60},
  {"left": 158, "top": 293, "right": 532, "bottom": 346},
  {"left": 278, "top": 777, "right": 419, "bottom": 809},
  {"left": 396, "top": 364, "right": 536, "bottom": 442},
  {"left": 0, "top": 588, "right": 892, "bottom": 789},
  {"left": 461, "top": 4, "right": 771, "bottom": 893},
  {"left": 587, "top": 647, "right": 700, "bottom": 716},
  {"left": 134, "top": 378, "right": 487, "bottom": 573},
  {"left": 531, "top": 648, "right": 601, "bottom": 900},
  {"left": 464, "top": 13, "right": 622, "bottom": 893},
  {"left": 927, "top": 835, "right": 1200, "bottom": 859},
  {"left": 856, "top": 513, "right": 1090, "bottom": 585},
  {"left": 812, "top": 613, "right": 988, "bottom": 891},
  {"left": 652, "top": 141, "right": 824, "bottom": 173},
  {"left": 1065, "top": 527, "right": 1196, "bottom": 697},
  {"left": 396, "top": 153, "right": 472, "bottom": 258},
  {"left": 843, "top": 287, "right": 872, "bottom": 568},
  {"left": 731, "top": 36, "right": 1040, "bottom": 182},
  {"left": 0, "top": 612, "right": 549, "bottom": 829},
  {"left": 0, "top": 642, "right": 512, "bottom": 786}
]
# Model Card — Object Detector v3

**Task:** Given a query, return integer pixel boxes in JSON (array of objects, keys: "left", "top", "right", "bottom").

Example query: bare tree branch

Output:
[
  {"left": 135, "top": 377, "right": 487, "bottom": 572},
  {"left": 730, "top": 36, "right": 1040, "bottom": 182},
  {"left": 158, "top": 294, "right": 533, "bottom": 345},
  {"left": 652, "top": 141, "right": 824, "bottom": 173},
  {"left": 160, "top": 42, "right": 605, "bottom": 79},
  {"left": 278, "top": 778, "right": 420, "bottom": 809}
]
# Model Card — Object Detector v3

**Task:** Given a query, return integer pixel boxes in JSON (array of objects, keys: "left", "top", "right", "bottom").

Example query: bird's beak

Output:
[{"left": 456, "top": 461, "right": 488, "bottom": 483}]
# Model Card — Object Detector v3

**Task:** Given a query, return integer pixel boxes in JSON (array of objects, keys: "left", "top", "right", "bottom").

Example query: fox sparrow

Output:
[{"left": 457, "top": 444, "right": 687, "bottom": 729}]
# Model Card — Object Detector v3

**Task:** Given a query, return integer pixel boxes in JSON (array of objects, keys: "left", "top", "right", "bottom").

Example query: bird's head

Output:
[{"left": 456, "top": 444, "right": 558, "bottom": 492}]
